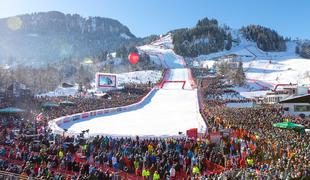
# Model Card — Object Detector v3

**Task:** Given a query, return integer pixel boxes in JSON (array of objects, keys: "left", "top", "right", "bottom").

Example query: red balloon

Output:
[{"left": 128, "top": 52, "right": 140, "bottom": 64}]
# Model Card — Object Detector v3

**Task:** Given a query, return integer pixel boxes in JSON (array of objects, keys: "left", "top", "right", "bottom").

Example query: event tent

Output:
[
  {"left": 273, "top": 122, "right": 305, "bottom": 129},
  {"left": 60, "top": 100, "right": 76, "bottom": 106},
  {"left": 42, "top": 102, "right": 60, "bottom": 108},
  {"left": 0, "top": 107, "right": 25, "bottom": 114}
]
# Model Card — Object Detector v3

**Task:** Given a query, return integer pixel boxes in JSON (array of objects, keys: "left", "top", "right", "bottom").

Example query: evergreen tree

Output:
[
  {"left": 216, "top": 61, "right": 229, "bottom": 76},
  {"left": 295, "top": 45, "right": 300, "bottom": 54},
  {"left": 235, "top": 62, "right": 246, "bottom": 86},
  {"left": 172, "top": 17, "right": 228, "bottom": 57},
  {"left": 240, "top": 25, "right": 286, "bottom": 51},
  {"left": 299, "top": 42, "right": 310, "bottom": 58},
  {"left": 225, "top": 33, "right": 232, "bottom": 50},
  {"left": 99, "top": 50, "right": 108, "bottom": 62}
]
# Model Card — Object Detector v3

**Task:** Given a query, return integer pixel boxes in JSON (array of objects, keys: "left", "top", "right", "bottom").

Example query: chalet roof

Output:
[{"left": 280, "top": 94, "right": 310, "bottom": 103}]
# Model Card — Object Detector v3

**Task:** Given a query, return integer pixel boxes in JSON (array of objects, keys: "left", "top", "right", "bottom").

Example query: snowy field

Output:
[
  {"left": 38, "top": 70, "right": 162, "bottom": 97},
  {"left": 194, "top": 33, "right": 310, "bottom": 98},
  {"left": 117, "top": 70, "right": 162, "bottom": 85},
  {"left": 54, "top": 35, "right": 206, "bottom": 137},
  {"left": 61, "top": 89, "right": 205, "bottom": 137},
  {"left": 196, "top": 34, "right": 310, "bottom": 86}
]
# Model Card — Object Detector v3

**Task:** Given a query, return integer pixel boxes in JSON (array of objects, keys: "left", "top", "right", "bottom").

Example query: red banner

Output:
[{"left": 186, "top": 128, "right": 198, "bottom": 139}]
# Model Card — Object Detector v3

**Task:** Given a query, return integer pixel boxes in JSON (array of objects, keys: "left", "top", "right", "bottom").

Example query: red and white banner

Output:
[{"left": 186, "top": 128, "right": 198, "bottom": 139}]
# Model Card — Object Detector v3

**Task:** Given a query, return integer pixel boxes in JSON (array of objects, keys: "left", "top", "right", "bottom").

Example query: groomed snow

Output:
[
  {"left": 117, "top": 70, "right": 162, "bottom": 85},
  {"left": 244, "top": 58, "right": 310, "bottom": 86},
  {"left": 38, "top": 70, "right": 162, "bottom": 97},
  {"left": 37, "top": 86, "right": 79, "bottom": 97},
  {"left": 194, "top": 33, "right": 310, "bottom": 95},
  {"left": 61, "top": 89, "right": 205, "bottom": 137},
  {"left": 56, "top": 35, "right": 206, "bottom": 137}
]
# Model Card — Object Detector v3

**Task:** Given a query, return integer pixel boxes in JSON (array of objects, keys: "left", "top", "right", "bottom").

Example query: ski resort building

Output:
[
  {"left": 280, "top": 94, "right": 310, "bottom": 117},
  {"left": 263, "top": 84, "right": 309, "bottom": 104}
]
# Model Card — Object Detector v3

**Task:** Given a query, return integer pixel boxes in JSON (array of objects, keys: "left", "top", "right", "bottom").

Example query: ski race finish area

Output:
[{"left": 49, "top": 36, "right": 206, "bottom": 137}]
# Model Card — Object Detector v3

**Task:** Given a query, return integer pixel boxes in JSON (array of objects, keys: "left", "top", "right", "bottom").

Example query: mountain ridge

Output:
[
  {"left": 0, "top": 11, "right": 137, "bottom": 66},
  {"left": 0, "top": 12, "right": 308, "bottom": 67}
]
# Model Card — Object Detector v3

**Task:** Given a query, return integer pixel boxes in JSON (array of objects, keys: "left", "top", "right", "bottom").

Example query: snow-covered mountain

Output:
[
  {"left": 1, "top": 12, "right": 309, "bottom": 91},
  {"left": 191, "top": 31, "right": 310, "bottom": 89},
  {"left": 0, "top": 11, "right": 137, "bottom": 65},
  {"left": 165, "top": 17, "right": 309, "bottom": 89}
]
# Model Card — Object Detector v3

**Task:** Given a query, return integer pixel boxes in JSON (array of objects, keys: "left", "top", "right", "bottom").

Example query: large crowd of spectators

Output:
[
  {"left": 0, "top": 76, "right": 309, "bottom": 179},
  {"left": 1, "top": 84, "right": 151, "bottom": 122},
  {"left": 0, "top": 123, "right": 225, "bottom": 179},
  {"left": 37, "top": 84, "right": 152, "bottom": 121},
  {"left": 201, "top": 76, "right": 309, "bottom": 179},
  {"left": 0, "top": 84, "right": 158, "bottom": 179},
  {"left": 202, "top": 77, "right": 254, "bottom": 107}
]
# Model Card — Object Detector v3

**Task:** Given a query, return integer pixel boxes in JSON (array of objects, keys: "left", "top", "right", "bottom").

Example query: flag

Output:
[
  {"left": 36, "top": 113, "right": 44, "bottom": 121},
  {"left": 186, "top": 128, "right": 198, "bottom": 139},
  {"left": 256, "top": 169, "right": 261, "bottom": 178}
]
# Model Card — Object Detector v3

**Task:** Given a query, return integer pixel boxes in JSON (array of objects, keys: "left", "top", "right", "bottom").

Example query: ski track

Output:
[{"left": 58, "top": 37, "right": 206, "bottom": 137}]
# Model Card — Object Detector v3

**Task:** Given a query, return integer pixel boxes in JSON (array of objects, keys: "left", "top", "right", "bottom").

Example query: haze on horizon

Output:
[{"left": 0, "top": 0, "right": 309, "bottom": 39}]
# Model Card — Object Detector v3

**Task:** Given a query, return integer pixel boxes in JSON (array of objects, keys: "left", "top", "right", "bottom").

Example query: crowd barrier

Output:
[
  {"left": 177, "top": 55, "right": 187, "bottom": 67},
  {"left": 50, "top": 68, "right": 172, "bottom": 134},
  {"left": 197, "top": 88, "right": 205, "bottom": 112},
  {"left": 50, "top": 88, "right": 157, "bottom": 132},
  {"left": 187, "top": 68, "right": 197, "bottom": 89},
  {"left": 157, "top": 68, "right": 170, "bottom": 88}
]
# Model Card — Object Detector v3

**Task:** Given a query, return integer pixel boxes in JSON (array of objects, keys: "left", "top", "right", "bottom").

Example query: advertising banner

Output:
[
  {"left": 72, "top": 115, "right": 80, "bottom": 121},
  {"left": 81, "top": 113, "right": 89, "bottom": 118},
  {"left": 90, "top": 111, "right": 96, "bottom": 116},
  {"left": 63, "top": 117, "right": 71, "bottom": 123},
  {"left": 97, "top": 110, "right": 103, "bottom": 115},
  {"left": 117, "top": 108, "right": 122, "bottom": 112}
]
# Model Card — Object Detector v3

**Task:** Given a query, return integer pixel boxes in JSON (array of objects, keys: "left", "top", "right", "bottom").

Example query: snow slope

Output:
[
  {"left": 195, "top": 33, "right": 310, "bottom": 89},
  {"left": 117, "top": 70, "right": 162, "bottom": 85},
  {"left": 54, "top": 35, "right": 206, "bottom": 137},
  {"left": 38, "top": 70, "right": 162, "bottom": 97},
  {"left": 37, "top": 86, "right": 79, "bottom": 97},
  {"left": 61, "top": 89, "right": 204, "bottom": 137}
]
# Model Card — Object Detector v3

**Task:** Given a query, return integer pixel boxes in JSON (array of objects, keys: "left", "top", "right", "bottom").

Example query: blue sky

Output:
[{"left": 0, "top": 0, "right": 309, "bottom": 39}]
